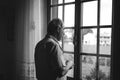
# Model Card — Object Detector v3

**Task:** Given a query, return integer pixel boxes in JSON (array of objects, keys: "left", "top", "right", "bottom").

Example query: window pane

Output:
[
  {"left": 100, "top": 0, "right": 112, "bottom": 25},
  {"left": 58, "top": 6, "right": 63, "bottom": 20},
  {"left": 63, "top": 53, "right": 74, "bottom": 77},
  {"left": 99, "top": 57, "right": 111, "bottom": 80},
  {"left": 51, "top": 6, "right": 63, "bottom": 20},
  {"left": 51, "top": 0, "right": 58, "bottom": 5},
  {"left": 81, "top": 28, "right": 97, "bottom": 54},
  {"left": 82, "top": 1, "right": 98, "bottom": 26},
  {"left": 65, "top": 0, "right": 75, "bottom": 3},
  {"left": 63, "top": 29, "right": 74, "bottom": 52},
  {"left": 64, "top": 4, "right": 75, "bottom": 27},
  {"left": 82, "top": 55, "right": 96, "bottom": 80},
  {"left": 99, "top": 28, "right": 111, "bottom": 55},
  {"left": 58, "top": 0, "right": 63, "bottom": 4},
  {"left": 51, "top": 0, "right": 63, "bottom": 5},
  {"left": 51, "top": 7, "right": 58, "bottom": 20}
]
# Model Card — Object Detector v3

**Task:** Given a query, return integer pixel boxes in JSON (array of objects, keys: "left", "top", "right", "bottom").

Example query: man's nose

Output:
[{"left": 63, "top": 31, "right": 65, "bottom": 36}]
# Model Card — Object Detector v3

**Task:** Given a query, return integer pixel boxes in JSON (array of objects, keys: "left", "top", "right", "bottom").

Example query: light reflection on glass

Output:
[
  {"left": 64, "top": 4, "right": 75, "bottom": 27},
  {"left": 100, "top": 0, "right": 112, "bottom": 25},
  {"left": 58, "top": 0, "right": 63, "bottom": 4},
  {"left": 65, "top": 0, "right": 75, "bottom": 3},
  {"left": 82, "top": 1, "right": 98, "bottom": 26}
]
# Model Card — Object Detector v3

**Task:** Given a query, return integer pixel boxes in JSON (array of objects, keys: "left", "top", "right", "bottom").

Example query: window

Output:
[{"left": 49, "top": 0, "right": 113, "bottom": 80}]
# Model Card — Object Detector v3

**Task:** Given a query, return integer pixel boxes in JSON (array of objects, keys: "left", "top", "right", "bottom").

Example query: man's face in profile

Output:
[{"left": 57, "top": 24, "right": 64, "bottom": 41}]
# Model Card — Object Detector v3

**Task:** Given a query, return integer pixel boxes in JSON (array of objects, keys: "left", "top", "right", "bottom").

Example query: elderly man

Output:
[{"left": 34, "top": 18, "right": 74, "bottom": 80}]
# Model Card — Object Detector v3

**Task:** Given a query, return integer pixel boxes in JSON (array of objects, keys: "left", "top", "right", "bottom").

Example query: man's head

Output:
[{"left": 47, "top": 18, "right": 64, "bottom": 41}]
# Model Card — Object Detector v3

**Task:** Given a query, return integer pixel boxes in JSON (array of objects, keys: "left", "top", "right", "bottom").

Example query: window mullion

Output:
[
  {"left": 62, "top": 0, "right": 64, "bottom": 50},
  {"left": 63, "top": 0, "right": 65, "bottom": 22},
  {"left": 74, "top": 0, "right": 81, "bottom": 80},
  {"left": 47, "top": 0, "right": 51, "bottom": 23},
  {"left": 96, "top": 0, "right": 100, "bottom": 80}
]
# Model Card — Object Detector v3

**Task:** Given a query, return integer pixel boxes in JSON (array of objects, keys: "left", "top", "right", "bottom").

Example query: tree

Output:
[{"left": 85, "top": 67, "right": 110, "bottom": 80}]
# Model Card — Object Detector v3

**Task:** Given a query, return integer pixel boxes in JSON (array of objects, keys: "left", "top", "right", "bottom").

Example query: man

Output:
[{"left": 34, "top": 18, "right": 74, "bottom": 80}]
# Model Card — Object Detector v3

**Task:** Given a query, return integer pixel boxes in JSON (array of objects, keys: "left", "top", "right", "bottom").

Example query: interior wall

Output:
[
  {"left": 0, "top": 0, "right": 16, "bottom": 80},
  {"left": 112, "top": 0, "right": 120, "bottom": 80},
  {"left": 14, "top": 0, "right": 47, "bottom": 80}
]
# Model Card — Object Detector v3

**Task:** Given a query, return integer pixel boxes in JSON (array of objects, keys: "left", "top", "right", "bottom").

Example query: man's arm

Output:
[
  {"left": 61, "top": 60, "right": 74, "bottom": 76},
  {"left": 47, "top": 41, "right": 74, "bottom": 77}
]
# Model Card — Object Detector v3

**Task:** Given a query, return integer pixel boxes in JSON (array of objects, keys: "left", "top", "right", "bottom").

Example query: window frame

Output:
[{"left": 47, "top": 0, "right": 113, "bottom": 80}]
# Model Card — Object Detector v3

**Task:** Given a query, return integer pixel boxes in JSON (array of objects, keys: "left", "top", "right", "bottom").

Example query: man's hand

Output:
[
  {"left": 66, "top": 60, "right": 74, "bottom": 70},
  {"left": 62, "top": 60, "right": 74, "bottom": 76}
]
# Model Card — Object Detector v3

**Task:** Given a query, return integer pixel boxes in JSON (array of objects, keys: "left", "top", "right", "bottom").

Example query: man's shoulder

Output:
[
  {"left": 46, "top": 37, "right": 58, "bottom": 46},
  {"left": 37, "top": 37, "right": 58, "bottom": 46}
]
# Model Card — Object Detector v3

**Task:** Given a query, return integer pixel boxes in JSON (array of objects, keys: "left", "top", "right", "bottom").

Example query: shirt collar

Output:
[
  {"left": 46, "top": 35, "right": 63, "bottom": 50},
  {"left": 46, "top": 34, "right": 59, "bottom": 43}
]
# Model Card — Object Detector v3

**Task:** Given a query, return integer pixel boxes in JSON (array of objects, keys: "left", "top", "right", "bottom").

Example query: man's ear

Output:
[{"left": 57, "top": 27, "right": 60, "bottom": 33}]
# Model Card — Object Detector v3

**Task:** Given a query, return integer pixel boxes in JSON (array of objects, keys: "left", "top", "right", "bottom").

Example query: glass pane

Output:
[
  {"left": 51, "top": 6, "right": 63, "bottom": 20},
  {"left": 64, "top": 4, "right": 75, "bottom": 27},
  {"left": 82, "top": 55, "right": 96, "bottom": 80},
  {"left": 63, "top": 29, "right": 74, "bottom": 52},
  {"left": 82, "top": 1, "right": 98, "bottom": 26},
  {"left": 58, "top": 6, "right": 63, "bottom": 20},
  {"left": 99, "top": 57, "right": 111, "bottom": 80},
  {"left": 99, "top": 28, "right": 111, "bottom": 55},
  {"left": 65, "top": 0, "right": 75, "bottom": 3},
  {"left": 100, "top": 0, "right": 112, "bottom": 25},
  {"left": 51, "top": 0, "right": 63, "bottom": 5},
  {"left": 58, "top": 0, "right": 63, "bottom": 4},
  {"left": 81, "top": 28, "right": 97, "bottom": 54},
  {"left": 51, "top": 7, "right": 58, "bottom": 20},
  {"left": 63, "top": 53, "right": 74, "bottom": 78}
]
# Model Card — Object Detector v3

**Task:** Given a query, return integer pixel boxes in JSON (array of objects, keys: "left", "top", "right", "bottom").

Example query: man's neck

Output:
[{"left": 47, "top": 34, "right": 58, "bottom": 40}]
